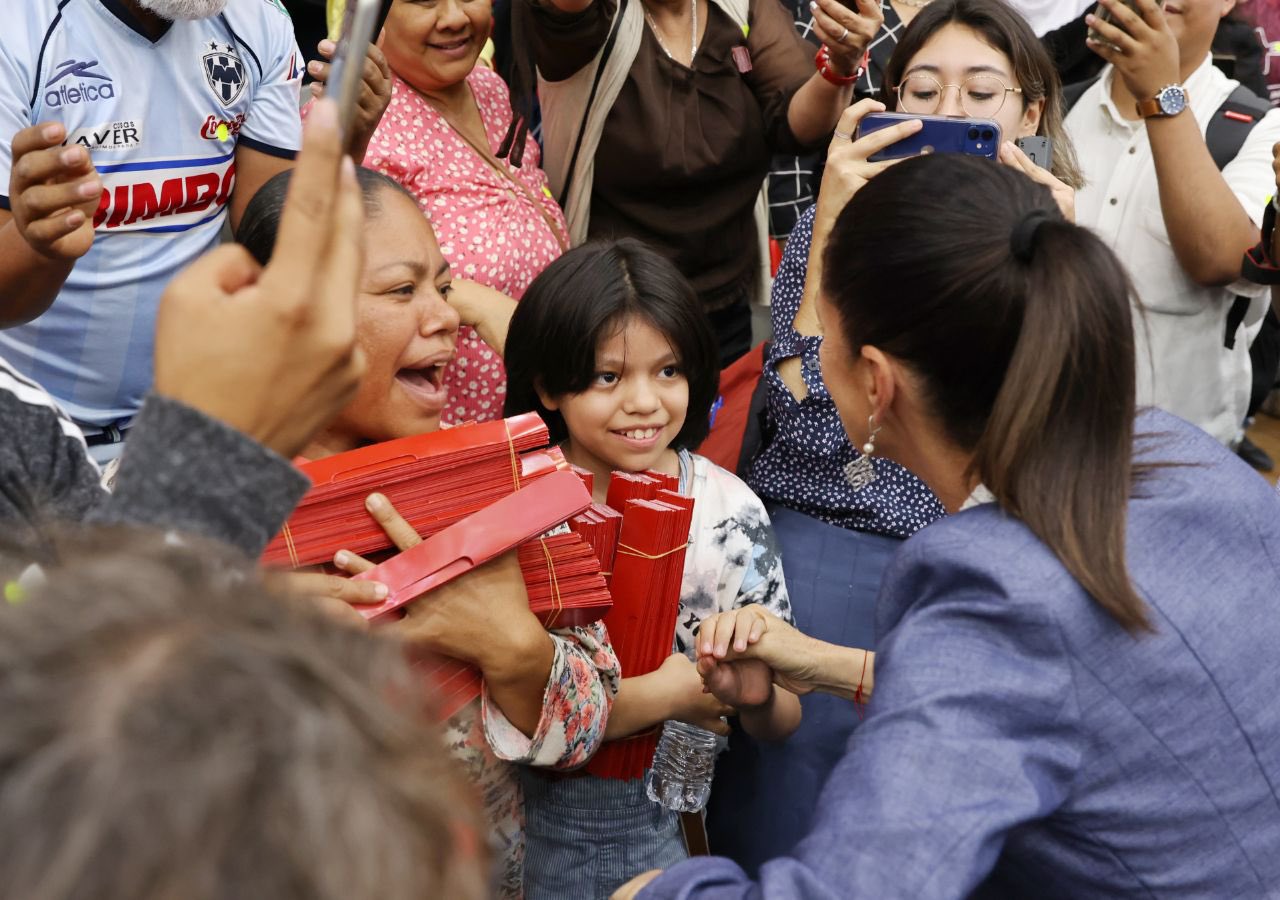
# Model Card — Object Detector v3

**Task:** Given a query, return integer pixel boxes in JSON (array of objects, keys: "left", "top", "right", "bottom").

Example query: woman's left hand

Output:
[
  {"left": 307, "top": 38, "right": 393, "bottom": 160},
  {"left": 998, "top": 141, "right": 1075, "bottom": 222},
  {"left": 611, "top": 870, "right": 664, "bottom": 900},
  {"left": 808, "top": 0, "right": 882, "bottom": 74}
]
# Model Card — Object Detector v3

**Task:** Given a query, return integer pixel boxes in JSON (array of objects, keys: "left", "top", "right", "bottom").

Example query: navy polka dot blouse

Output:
[{"left": 747, "top": 204, "right": 946, "bottom": 539}]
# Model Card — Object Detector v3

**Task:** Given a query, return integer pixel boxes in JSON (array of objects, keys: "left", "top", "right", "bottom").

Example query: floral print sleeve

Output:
[
  {"left": 481, "top": 621, "right": 620, "bottom": 769},
  {"left": 673, "top": 452, "right": 792, "bottom": 658}
]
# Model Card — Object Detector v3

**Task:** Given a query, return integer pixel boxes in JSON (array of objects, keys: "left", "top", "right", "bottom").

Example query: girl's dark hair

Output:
[
  {"left": 882, "top": 0, "right": 1084, "bottom": 189},
  {"left": 823, "top": 153, "right": 1148, "bottom": 632},
  {"left": 503, "top": 238, "right": 720, "bottom": 449},
  {"left": 236, "top": 166, "right": 418, "bottom": 266}
]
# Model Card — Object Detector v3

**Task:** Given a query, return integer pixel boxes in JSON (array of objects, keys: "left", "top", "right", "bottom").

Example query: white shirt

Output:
[
  {"left": 1067, "top": 56, "right": 1280, "bottom": 445},
  {"left": 0, "top": 0, "right": 302, "bottom": 429},
  {"left": 1009, "top": 0, "right": 1092, "bottom": 36}
]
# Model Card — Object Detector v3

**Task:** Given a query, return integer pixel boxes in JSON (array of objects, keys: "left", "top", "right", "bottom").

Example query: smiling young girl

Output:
[{"left": 502, "top": 238, "right": 799, "bottom": 899}]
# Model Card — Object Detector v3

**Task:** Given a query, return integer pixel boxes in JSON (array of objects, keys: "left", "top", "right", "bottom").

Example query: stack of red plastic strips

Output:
[
  {"left": 578, "top": 469, "right": 695, "bottom": 780},
  {"left": 261, "top": 413, "right": 564, "bottom": 567}
]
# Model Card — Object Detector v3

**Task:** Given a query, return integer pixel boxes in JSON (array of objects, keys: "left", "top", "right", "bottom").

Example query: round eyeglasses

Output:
[{"left": 894, "top": 73, "right": 1024, "bottom": 119}]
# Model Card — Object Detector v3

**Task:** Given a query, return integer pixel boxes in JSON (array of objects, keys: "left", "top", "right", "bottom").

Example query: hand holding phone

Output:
[
  {"left": 855, "top": 113, "right": 1002, "bottom": 162},
  {"left": 1083, "top": 0, "right": 1180, "bottom": 103},
  {"left": 1014, "top": 136, "right": 1052, "bottom": 171},
  {"left": 1086, "top": 0, "right": 1139, "bottom": 52},
  {"left": 325, "top": 0, "right": 384, "bottom": 148}
]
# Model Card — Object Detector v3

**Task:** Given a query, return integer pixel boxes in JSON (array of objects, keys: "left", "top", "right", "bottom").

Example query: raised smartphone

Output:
[
  {"left": 1086, "top": 0, "right": 1140, "bottom": 51},
  {"left": 856, "top": 113, "right": 1002, "bottom": 162},
  {"left": 1015, "top": 135, "right": 1053, "bottom": 171},
  {"left": 326, "top": 0, "right": 386, "bottom": 149}
]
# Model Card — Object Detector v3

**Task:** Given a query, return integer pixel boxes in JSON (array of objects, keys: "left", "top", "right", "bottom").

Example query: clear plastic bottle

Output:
[{"left": 645, "top": 720, "right": 718, "bottom": 812}]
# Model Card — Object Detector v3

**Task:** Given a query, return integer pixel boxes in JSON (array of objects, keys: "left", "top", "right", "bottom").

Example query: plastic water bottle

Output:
[{"left": 645, "top": 720, "right": 718, "bottom": 812}]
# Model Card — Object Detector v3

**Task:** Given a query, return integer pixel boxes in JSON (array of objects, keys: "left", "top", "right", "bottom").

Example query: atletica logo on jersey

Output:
[
  {"left": 202, "top": 42, "right": 246, "bottom": 107},
  {"left": 45, "top": 59, "right": 116, "bottom": 108}
]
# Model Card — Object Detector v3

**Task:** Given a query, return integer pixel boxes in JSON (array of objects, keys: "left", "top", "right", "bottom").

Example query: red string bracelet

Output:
[{"left": 853, "top": 650, "right": 869, "bottom": 721}]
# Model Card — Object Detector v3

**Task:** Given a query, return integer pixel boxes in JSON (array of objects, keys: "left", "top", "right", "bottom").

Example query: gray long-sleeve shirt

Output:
[{"left": 0, "top": 356, "right": 307, "bottom": 559}]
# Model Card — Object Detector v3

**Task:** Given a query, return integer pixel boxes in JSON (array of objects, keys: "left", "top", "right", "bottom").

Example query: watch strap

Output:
[{"left": 1135, "top": 96, "right": 1165, "bottom": 118}]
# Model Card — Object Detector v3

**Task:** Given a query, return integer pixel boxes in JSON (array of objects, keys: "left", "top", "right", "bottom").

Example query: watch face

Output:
[{"left": 1158, "top": 85, "right": 1187, "bottom": 116}]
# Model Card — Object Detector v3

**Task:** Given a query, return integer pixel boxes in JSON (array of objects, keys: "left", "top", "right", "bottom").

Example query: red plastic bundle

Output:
[
  {"left": 568, "top": 503, "right": 623, "bottom": 584},
  {"left": 517, "top": 533, "right": 614, "bottom": 629},
  {"left": 262, "top": 413, "right": 567, "bottom": 567},
  {"left": 348, "top": 471, "right": 614, "bottom": 722},
  {"left": 585, "top": 487, "right": 695, "bottom": 780}
]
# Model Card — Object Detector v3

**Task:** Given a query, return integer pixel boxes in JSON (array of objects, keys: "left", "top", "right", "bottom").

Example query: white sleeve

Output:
[
  {"left": 0, "top": 10, "right": 37, "bottom": 210},
  {"left": 236, "top": 6, "right": 303, "bottom": 158}
]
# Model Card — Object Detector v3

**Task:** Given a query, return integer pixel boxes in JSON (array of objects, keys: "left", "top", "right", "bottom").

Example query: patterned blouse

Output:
[
  {"left": 454, "top": 621, "right": 620, "bottom": 898},
  {"left": 363, "top": 68, "right": 570, "bottom": 426},
  {"left": 674, "top": 450, "right": 793, "bottom": 654},
  {"left": 746, "top": 205, "right": 946, "bottom": 539}
]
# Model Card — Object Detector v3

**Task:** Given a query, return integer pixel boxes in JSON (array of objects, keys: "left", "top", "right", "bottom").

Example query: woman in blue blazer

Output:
[{"left": 618, "top": 150, "right": 1280, "bottom": 898}]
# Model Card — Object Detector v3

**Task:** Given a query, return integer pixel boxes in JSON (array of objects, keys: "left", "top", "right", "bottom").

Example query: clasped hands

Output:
[{"left": 694, "top": 605, "right": 821, "bottom": 705}]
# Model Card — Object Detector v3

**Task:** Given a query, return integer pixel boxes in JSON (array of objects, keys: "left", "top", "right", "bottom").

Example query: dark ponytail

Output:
[{"left": 823, "top": 154, "right": 1149, "bottom": 632}]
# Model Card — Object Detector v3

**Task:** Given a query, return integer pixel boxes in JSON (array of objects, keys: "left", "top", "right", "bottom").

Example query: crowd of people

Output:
[{"left": 1, "top": 0, "right": 1279, "bottom": 897}]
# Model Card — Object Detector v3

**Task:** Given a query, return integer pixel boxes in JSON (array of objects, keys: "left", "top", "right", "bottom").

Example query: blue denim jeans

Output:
[{"left": 520, "top": 769, "right": 688, "bottom": 900}]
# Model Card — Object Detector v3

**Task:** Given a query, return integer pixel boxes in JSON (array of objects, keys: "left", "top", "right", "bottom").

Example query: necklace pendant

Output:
[{"left": 732, "top": 45, "right": 752, "bottom": 73}]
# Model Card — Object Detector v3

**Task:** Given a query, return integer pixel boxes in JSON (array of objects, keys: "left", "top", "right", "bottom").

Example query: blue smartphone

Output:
[{"left": 856, "top": 113, "right": 1002, "bottom": 162}]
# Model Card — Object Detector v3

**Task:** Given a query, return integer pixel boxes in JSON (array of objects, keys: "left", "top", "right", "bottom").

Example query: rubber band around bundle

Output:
[
  {"left": 615, "top": 540, "right": 690, "bottom": 561},
  {"left": 537, "top": 538, "right": 564, "bottom": 629},
  {"left": 280, "top": 522, "right": 301, "bottom": 569},
  {"left": 504, "top": 420, "right": 522, "bottom": 492}
]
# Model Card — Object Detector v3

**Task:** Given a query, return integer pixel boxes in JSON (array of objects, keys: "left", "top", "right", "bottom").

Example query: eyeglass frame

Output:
[{"left": 892, "top": 73, "right": 1025, "bottom": 119}]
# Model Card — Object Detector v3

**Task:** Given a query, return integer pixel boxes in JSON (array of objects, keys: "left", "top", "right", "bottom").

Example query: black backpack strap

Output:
[
  {"left": 1204, "top": 85, "right": 1271, "bottom": 349},
  {"left": 1061, "top": 74, "right": 1101, "bottom": 114},
  {"left": 1205, "top": 84, "right": 1271, "bottom": 170}
]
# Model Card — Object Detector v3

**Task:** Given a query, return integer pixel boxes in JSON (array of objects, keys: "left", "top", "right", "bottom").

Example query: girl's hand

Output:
[
  {"left": 808, "top": 0, "right": 882, "bottom": 75},
  {"left": 699, "top": 655, "right": 776, "bottom": 709},
  {"left": 816, "top": 99, "right": 923, "bottom": 230},
  {"left": 999, "top": 141, "right": 1075, "bottom": 222},
  {"left": 656, "top": 652, "right": 733, "bottom": 736}
]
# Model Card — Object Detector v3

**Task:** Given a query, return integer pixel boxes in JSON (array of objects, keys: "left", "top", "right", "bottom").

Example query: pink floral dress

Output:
[{"left": 364, "top": 68, "right": 570, "bottom": 426}]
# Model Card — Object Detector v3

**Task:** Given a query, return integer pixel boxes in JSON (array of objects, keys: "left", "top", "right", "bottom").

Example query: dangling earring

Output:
[{"left": 843, "top": 414, "right": 881, "bottom": 492}]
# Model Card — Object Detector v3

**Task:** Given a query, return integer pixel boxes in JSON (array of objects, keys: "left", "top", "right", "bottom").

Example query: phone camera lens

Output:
[
  {"left": 981, "top": 129, "right": 994, "bottom": 141},
  {"left": 967, "top": 127, "right": 979, "bottom": 139}
]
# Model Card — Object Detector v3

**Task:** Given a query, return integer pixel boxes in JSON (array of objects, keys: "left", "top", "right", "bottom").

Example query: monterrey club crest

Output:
[{"left": 202, "top": 41, "right": 246, "bottom": 107}]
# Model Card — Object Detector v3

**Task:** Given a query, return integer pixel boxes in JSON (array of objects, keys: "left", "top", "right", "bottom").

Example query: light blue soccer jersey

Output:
[{"left": 0, "top": 0, "right": 303, "bottom": 428}]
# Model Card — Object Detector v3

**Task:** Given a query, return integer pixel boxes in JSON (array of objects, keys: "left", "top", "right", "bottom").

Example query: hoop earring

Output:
[{"left": 843, "top": 414, "right": 882, "bottom": 492}]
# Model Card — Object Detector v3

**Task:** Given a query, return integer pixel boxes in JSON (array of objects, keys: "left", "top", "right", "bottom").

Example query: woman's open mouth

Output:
[{"left": 395, "top": 360, "right": 449, "bottom": 412}]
